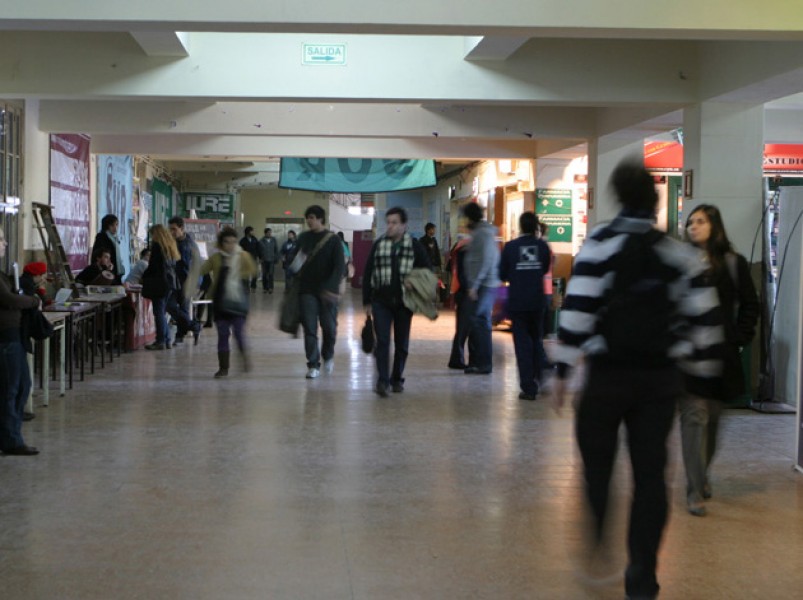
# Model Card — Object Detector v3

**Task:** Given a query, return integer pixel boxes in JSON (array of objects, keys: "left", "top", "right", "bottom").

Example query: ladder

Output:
[{"left": 32, "top": 202, "right": 76, "bottom": 290}]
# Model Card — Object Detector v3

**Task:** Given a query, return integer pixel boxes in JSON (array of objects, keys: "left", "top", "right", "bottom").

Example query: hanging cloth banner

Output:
[{"left": 279, "top": 158, "right": 436, "bottom": 193}]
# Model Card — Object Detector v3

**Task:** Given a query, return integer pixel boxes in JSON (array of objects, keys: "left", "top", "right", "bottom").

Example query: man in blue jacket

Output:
[{"left": 499, "top": 212, "right": 551, "bottom": 400}]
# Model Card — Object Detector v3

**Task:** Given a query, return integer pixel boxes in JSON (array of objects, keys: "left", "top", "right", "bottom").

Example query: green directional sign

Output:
[
  {"left": 536, "top": 188, "right": 573, "bottom": 242},
  {"left": 302, "top": 44, "right": 347, "bottom": 66}
]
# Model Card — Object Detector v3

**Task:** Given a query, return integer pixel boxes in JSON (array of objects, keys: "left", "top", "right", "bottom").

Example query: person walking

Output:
[
  {"left": 462, "top": 202, "right": 500, "bottom": 375},
  {"left": 296, "top": 205, "right": 344, "bottom": 379},
  {"left": 168, "top": 216, "right": 202, "bottom": 345},
  {"left": 0, "top": 229, "right": 42, "bottom": 455},
  {"left": 258, "top": 227, "right": 280, "bottom": 294},
  {"left": 552, "top": 159, "right": 721, "bottom": 599},
  {"left": 363, "top": 207, "right": 431, "bottom": 397},
  {"left": 141, "top": 224, "right": 181, "bottom": 350},
  {"left": 446, "top": 234, "right": 475, "bottom": 369},
  {"left": 193, "top": 227, "right": 257, "bottom": 377},
  {"left": 280, "top": 230, "right": 300, "bottom": 288},
  {"left": 499, "top": 212, "right": 552, "bottom": 400},
  {"left": 239, "top": 226, "right": 261, "bottom": 291},
  {"left": 680, "top": 204, "right": 759, "bottom": 517}
]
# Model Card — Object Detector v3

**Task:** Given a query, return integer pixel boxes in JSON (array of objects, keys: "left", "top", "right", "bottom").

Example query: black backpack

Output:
[{"left": 597, "top": 229, "right": 674, "bottom": 366}]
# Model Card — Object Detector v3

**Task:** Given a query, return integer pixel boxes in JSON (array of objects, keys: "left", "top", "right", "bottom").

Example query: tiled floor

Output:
[{"left": 2, "top": 288, "right": 802, "bottom": 599}]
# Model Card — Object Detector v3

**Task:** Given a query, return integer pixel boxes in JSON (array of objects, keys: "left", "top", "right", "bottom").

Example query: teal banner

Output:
[{"left": 279, "top": 158, "right": 436, "bottom": 193}]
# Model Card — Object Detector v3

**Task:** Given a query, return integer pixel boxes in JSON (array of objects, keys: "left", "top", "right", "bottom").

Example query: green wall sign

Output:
[{"left": 536, "top": 188, "right": 573, "bottom": 242}]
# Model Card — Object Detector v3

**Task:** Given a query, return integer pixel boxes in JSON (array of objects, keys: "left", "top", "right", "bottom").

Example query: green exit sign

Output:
[{"left": 302, "top": 43, "right": 347, "bottom": 66}]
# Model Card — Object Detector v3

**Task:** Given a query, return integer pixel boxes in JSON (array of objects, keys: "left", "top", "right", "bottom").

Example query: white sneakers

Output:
[
  {"left": 305, "top": 367, "right": 320, "bottom": 379},
  {"left": 324, "top": 359, "right": 334, "bottom": 374}
]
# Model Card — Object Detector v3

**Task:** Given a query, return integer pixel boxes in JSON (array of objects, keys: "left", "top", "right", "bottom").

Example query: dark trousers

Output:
[
  {"left": 509, "top": 310, "right": 544, "bottom": 395},
  {"left": 261, "top": 261, "right": 276, "bottom": 291},
  {"left": 166, "top": 289, "right": 196, "bottom": 338},
  {"left": 215, "top": 314, "right": 247, "bottom": 353},
  {"left": 0, "top": 340, "right": 32, "bottom": 451},
  {"left": 152, "top": 295, "right": 170, "bottom": 344},
  {"left": 467, "top": 286, "right": 495, "bottom": 371},
  {"left": 449, "top": 291, "right": 475, "bottom": 367},
  {"left": 372, "top": 301, "right": 413, "bottom": 387},
  {"left": 575, "top": 362, "right": 680, "bottom": 599},
  {"left": 300, "top": 293, "right": 338, "bottom": 368}
]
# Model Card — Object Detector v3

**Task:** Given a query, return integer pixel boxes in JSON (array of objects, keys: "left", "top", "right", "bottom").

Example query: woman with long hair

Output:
[
  {"left": 142, "top": 224, "right": 181, "bottom": 350},
  {"left": 195, "top": 227, "right": 257, "bottom": 378},
  {"left": 682, "top": 204, "right": 759, "bottom": 516}
]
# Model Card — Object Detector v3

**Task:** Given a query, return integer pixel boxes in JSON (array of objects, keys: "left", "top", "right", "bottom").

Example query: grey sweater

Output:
[{"left": 464, "top": 221, "right": 500, "bottom": 291}]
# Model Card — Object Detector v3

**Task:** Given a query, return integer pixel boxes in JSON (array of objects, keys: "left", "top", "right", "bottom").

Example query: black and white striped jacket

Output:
[{"left": 556, "top": 214, "right": 724, "bottom": 387}]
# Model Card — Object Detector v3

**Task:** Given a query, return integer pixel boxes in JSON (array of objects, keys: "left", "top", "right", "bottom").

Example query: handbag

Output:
[
  {"left": 24, "top": 308, "right": 54, "bottom": 341},
  {"left": 279, "top": 280, "right": 301, "bottom": 335},
  {"left": 361, "top": 316, "right": 375, "bottom": 354}
]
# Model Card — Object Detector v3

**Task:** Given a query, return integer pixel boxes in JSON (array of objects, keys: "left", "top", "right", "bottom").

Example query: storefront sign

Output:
[
  {"left": 536, "top": 188, "right": 573, "bottom": 242},
  {"left": 764, "top": 144, "right": 803, "bottom": 174},
  {"left": 302, "top": 44, "right": 346, "bottom": 66},
  {"left": 645, "top": 141, "right": 803, "bottom": 174}
]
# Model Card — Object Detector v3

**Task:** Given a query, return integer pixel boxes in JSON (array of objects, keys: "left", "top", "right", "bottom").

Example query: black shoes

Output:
[
  {"left": 2, "top": 445, "right": 40, "bottom": 456},
  {"left": 145, "top": 343, "right": 164, "bottom": 351},
  {"left": 192, "top": 327, "right": 201, "bottom": 346},
  {"left": 375, "top": 382, "right": 389, "bottom": 398},
  {"left": 392, "top": 382, "right": 404, "bottom": 393},
  {"left": 448, "top": 362, "right": 467, "bottom": 370},
  {"left": 464, "top": 367, "right": 492, "bottom": 375},
  {"left": 518, "top": 392, "right": 538, "bottom": 401}
]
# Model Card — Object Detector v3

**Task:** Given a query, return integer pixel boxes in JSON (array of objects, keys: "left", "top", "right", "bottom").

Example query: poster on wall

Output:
[
  {"left": 97, "top": 155, "right": 134, "bottom": 274},
  {"left": 535, "top": 188, "right": 573, "bottom": 242},
  {"left": 49, "top": 134, "right": 91, "bottom": 270},
  {"left": 181, "top": 193, "right": 234, "bottom": 222}
]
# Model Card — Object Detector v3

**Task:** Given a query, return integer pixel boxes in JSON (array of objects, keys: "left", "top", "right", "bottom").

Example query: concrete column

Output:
[
  {"left": 23, "top": 98, "right": 51, "bottom": 255},
  {"left": 587, "top": 135, "right": 644, "bottom": 228},
  {"left": 682, "top": 102, "right": 764, "bottom": 255}
]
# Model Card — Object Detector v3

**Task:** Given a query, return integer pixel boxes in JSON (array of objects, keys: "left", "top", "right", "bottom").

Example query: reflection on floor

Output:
[{"left": 2, "top": 287, "right": 802, "bottom": 599}]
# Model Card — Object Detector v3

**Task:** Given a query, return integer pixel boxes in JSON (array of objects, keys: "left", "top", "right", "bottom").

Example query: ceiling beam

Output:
[{"left": 129, "top": 31, "right": 190, "bottom": 56}]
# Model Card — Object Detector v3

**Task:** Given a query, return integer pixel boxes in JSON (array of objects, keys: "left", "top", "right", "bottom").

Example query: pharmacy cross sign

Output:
[{"left": 302, "top": 44, "right": 347, "bottom": 66}]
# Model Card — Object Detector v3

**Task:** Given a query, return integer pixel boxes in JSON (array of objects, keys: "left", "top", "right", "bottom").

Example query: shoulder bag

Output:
[{"left": 279, "top": 232, "right": 334, "bottom": 335}]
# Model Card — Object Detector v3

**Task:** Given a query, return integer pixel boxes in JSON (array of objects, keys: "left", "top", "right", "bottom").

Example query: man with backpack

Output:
[{"left": 552, "top": 160, "right": 722, "bottom": 600}]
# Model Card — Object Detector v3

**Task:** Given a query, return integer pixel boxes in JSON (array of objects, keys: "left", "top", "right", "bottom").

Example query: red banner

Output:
[
  {"left": 763, "top": 144, "right": 803, "bottom": 174},
  {"left": 645, "top": 141, "right": 803, "bottom": 174}
]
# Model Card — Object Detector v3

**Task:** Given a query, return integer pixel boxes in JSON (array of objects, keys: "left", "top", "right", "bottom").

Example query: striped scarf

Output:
[{"left": 371, "top": 233, "right": 415, "bottom": 289}]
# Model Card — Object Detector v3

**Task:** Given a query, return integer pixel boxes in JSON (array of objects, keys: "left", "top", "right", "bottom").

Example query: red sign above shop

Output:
[
  {"left": 644, "top": 141, "right": 803, "bottom": 174},
  {"left": 763, "top": 144, "right": 803, "bottom": 173}
]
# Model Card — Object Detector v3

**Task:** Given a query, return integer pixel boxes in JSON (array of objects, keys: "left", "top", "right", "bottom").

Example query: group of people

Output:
[
  {"left": 552, "top": 160, "right": 759, "bottom": 599},
  {"left": 237, "top": 226, "right": 300, "bottom": 293}
]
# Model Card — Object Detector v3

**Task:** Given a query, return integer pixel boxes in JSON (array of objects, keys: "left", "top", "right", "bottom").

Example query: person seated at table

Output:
[
  {"left": 124, "top": 248, "right": 151, "bottom": 286},
  {"left": 21, "top": 262, "right": 48, "bottom": 304},
  {"left": 76, "top": 249, "right": 121, "bottom": 286}
]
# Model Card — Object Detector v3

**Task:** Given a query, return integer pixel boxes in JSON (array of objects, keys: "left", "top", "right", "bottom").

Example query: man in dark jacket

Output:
[
  {"left": 363, "top": 207, "right": 431, "bottom": 397},
  {"left": 91, "top": 214, "right": 124, "bottom": 281},
  {"left": 258, "top": 227, "right": 280, "bottom": 294},
  {"left": 499, "top": 212, "right": 551, "bottom": 400},
  {"left": 168, "top": 216, "right": 201, "bottom": 344},
  {"left": 239, "top": 226, "right": 261, "bottom": 290},
  {"left": 296, "top": 206, "right": 345, "bottom": 379},
  {"left": 418, "top": 223, "right": 442, "bottom": 274}
]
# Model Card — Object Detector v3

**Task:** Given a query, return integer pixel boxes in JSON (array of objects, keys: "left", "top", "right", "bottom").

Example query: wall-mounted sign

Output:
[
  {"left": 536, "top": 188, "right": 573, "bottom": 242},
  {"left": 182, "top": 193, "right": 234, "bottom": 220},
  {"left": 302, "top": 44, "right": 346, "bottom": 66}
]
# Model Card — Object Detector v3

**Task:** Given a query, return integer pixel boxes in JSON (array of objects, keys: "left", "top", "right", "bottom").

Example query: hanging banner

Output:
[
  {"left": 49, "top": 134, "right": 91, "bottom": 271},
  {"left": 151, "top": 178, "right": 174, "bottom": 227},
  {"left": 279, "top": 158, "right": 436, "bottom": 193},
  {"left": 536, "top": 188, "right": 573, "bottom": 242},
  {"left": 97, "top": 155, "right": 134, "bottom": 275}
]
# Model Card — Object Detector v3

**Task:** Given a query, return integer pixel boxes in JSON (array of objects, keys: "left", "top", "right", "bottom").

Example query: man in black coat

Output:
[
  {"left": 91, "top": 214, "right": 124, "bottom": 281},
  {"left": 239, "top": 226, "right": 261, "bottom": 290}
]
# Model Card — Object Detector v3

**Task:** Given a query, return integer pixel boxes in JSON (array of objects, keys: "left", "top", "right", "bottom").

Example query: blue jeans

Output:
[
  {"left": 167, "top": 289, "right": 196, "bottom": 338},
  {"left": 0, "top": 339, "right": 32, "bottom": 451},
  {"left": 262, "top": 261, "right": 276, "bottom": 291},
  {"left": 151, "top": 295, "right": 170, "bottom": 345},
  {"left": 300, "top": 293, "right": 338, "bottom": 368},
  {"left": 468, "top": 286, "right": 496, "bottom": 371},
  {"left": 510, "top": 310, "right": 545, "bottom": 395},
  {"left": 372, "top": 301, "right": 413, "bottom": 387}
]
